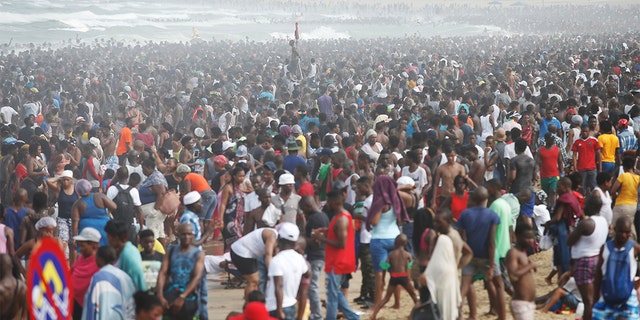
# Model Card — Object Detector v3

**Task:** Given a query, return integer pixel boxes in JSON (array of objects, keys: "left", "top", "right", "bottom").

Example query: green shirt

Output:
[{"left": 490, "top": 198, "right": 513, "bottom": 260}]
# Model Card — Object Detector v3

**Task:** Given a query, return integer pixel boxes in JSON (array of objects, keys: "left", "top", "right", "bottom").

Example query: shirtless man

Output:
[
  {"left": 506, "top": 223, "right": 537, "bottom": 320},
  {"left": 0, "top": 254, "right": 26, "bottom": 320},
  {"left": 466, "top": 146, "right": 485, "bottom": 187},
  {"left": 244, "top": 188, "right": 277, "bottom": 234},
  {"left": 432, "top": 144, "right": 473, "bottom": 210},
  {"left": 375, "top": 122, "right": 389, "bottom": 149},
  {"left": 100, "top": 124, "right": 117, "bottom": 170}
]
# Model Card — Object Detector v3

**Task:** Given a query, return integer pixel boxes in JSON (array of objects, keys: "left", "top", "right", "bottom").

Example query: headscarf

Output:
[
  {"left": 75, "top": 179, "right": 92, "bottom": 197},
  {"left": 366, "top": 175, "right": 409, "bottom": 230}
]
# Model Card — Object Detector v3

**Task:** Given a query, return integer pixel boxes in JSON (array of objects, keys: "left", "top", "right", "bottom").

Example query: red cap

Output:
[
  {"left": 242, "top": 302, "right": 278, "bottom": 320},
  {"left": 619, "top": 118, "right": 629, "bottom": 128},
  {"left": 214, "top": 155, "right": 228, "bottom": 166}
]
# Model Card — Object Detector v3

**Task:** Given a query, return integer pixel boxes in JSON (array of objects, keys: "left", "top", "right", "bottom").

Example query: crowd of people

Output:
[{"left": 1, "top": 10, "right": 640, "bottom": 319}]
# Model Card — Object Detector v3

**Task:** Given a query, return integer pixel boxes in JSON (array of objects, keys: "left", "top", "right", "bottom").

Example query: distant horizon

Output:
[{"left": 0, "top": 0, "right": 636, "bottom": 50}]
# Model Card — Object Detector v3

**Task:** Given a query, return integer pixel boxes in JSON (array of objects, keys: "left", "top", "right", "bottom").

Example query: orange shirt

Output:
[
  {"left": 185, "top": 173, "right": 212, "bottom": 193},
  {"left": 116, "top": 127, "right": 132, "bottom": 156}
]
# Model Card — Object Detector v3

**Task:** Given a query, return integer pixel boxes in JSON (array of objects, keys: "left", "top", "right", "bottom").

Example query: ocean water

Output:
[{"left": 0, "top": 0, "right": 509, "bottom": 46}]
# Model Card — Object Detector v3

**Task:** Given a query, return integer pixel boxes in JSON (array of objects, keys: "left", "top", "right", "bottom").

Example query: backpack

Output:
[
  {"left": 602, "top": 240, "right": 635, "bottom": 307},
  {"left": 113, "top": 184, "right": 135, "bottom": 224}
]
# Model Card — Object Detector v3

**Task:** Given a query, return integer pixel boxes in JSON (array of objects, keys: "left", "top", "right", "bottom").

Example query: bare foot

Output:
[
  {"left": 392, "top": 304, "right": 401, "bottom": 309},
  {"left": 485, "top": 309, "right": 497, "bottom": 316},
  {"left": 545, "top": 276, "right": 553, "bottom": 286}
]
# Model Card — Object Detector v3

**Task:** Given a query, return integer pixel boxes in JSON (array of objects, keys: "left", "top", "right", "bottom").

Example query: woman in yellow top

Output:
[
  {"left": 596, "top": 120, "right": 620, "bottom": 174},
  {"left": 611, "top": 156, "right": 640, "bottom": 239}
]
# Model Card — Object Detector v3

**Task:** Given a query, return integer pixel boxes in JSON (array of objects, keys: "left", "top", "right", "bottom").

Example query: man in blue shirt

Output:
[
  {"left": 283, "top": 140, "right": 306, "bottom": 174},
  {"left": 456, "top": 187, "right": 505, "bottom": 320},
  {"left": 83, "top": 246, "right": 135, "bottom": 320},
  {"left": 539, "top": 107, "right": 562, "bottom": 140}
]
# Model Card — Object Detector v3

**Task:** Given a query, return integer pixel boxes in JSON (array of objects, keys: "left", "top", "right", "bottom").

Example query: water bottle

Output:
[{"left": 575, "top": 302, "right": 584, "bottom": 320}]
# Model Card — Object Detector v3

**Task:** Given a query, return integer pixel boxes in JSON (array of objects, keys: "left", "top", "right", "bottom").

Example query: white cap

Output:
[
  {"left": 183, "top": 191, "right": 201, "bottom": 205},
  {"left": 279, "top": 173, "right": 295, "bottom": 185},
  {"left": 222, "top": 141, "right": 235, "bottom": 151},
  {"left": 73, "top": 227, "right": 101, "bottom": 243},
  {"left": 194, "top": 127, "right": 205, "bottom": 138},
  {"left": 278, "top": 222, "right": 300, "bottom": 241},
  {"left": 61, "top": 170, "right": 74, "bottom": 179}
]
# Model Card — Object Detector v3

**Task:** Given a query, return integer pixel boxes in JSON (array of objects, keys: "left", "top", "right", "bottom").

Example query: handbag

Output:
[
  {"left": 163, "top": 284, "right": 199, "bottom": 319},
  {"left": 409, "top": 299, "right": 442, "bottom": 320},
  {"left": 155, "top": 190, "right": 181, "bottom": 216}
]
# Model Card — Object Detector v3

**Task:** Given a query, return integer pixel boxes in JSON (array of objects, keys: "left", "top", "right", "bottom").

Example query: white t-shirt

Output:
[
  {"left": 126, "top": 164, "right": 146, "bottom": 185},
  {"left": 503, "top": 143, "right": 534, "bottom": 160},
  {"left": 106, "top": 184, "right": 142, "bottom": 206},
  {"left": 533, "top": 204, "right": 550, "bottom": 237},
  {"left": 345, "top": 173, "right": 359, "bottom": 206},
  {"left": 231, "top": 228, "right": 277, "bottom": 259},
  {"left": 360, "top": 195, "right": 373, "bottom": 244},
  {"left": 401, "top": 166, "right": 427, "bottom": 209},
  {"left": 266, "top": 249, "right": 308, "bottom": 311},
  {"left": 244, "top": 191, "right": 260, "bottom": 213},
  {"left": 0, "top": 106, "right": 18, "bottom": 124}
]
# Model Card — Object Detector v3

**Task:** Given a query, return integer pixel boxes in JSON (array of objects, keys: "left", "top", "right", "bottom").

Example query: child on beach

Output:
[
  {"left": 506, "top": 222, "right": 537, "bottom": 320},
  {"left": 370, "top": 234, "right": 418, "bottom": 320}
]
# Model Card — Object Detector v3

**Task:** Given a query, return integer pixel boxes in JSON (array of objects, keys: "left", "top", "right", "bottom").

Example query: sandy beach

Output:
[{"left": 206, "top": 248, "right": 575, "bottom": 320}]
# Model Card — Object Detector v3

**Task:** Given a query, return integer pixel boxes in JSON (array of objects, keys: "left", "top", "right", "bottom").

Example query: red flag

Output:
[{"left": 295, "top": 22, "right": 299, "bottom": 40}]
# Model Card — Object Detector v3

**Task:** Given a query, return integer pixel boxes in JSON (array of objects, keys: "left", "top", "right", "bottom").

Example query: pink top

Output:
[{"left": 70, "top": 254, "right": 100, "bottom": 305}]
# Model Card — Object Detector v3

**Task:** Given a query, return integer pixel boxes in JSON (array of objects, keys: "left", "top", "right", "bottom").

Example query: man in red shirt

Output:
[
  {"left": 312, "top": 190, "right": 359, "bottom": 320},
  {"left": 294, "top": 164, "right": 314, "bottom": 197},
  {"left": 572, "top": 125, "right": 602, "bottom": 194},
  {"left": 537, "top": 133, "right": 563, "bottom": 207}
]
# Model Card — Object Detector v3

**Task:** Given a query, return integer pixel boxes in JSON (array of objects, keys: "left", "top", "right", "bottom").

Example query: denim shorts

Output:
[{"left": 370, "top": 238, "right": 395, "bottom": 272}]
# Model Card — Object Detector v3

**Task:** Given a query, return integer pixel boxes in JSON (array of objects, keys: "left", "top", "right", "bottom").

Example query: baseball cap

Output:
[
  {"left": 73, "top": 227, "right": 101, "bottom": 243},
  {"left": 619, "top": 118, "right": 629, "bottom": 128},
  {"left": 2, "top": 137, "right": 17, "bottom": 145},
  {"left": 278, "top": 173, "right": 295, "bottom": 185},
  {"left": 183, "top": 191, "right": 201, "bottom": 206},
  {"left": 236, "top": 145, "right": 248, "bottom": 158},
  {"left": 238, "top": 302, "right": 278, "bottom": 320},
  {"left": 277, "top": 222, "right": 300, "bottom": 241},
  {"left": 214, "top": 155, "right": 228, "bottom": 166},
  {"left": 317, "top": 148, "right": 333, "bottom": 157},
  {"left": 222, "top": 141, "right": 235, "bottom": 151},
  {"left": 264, "top": 161, "right": 276, "bottom": 171},
  {"left": 61, "top": 170, "right": 74, "bottom": 179}
]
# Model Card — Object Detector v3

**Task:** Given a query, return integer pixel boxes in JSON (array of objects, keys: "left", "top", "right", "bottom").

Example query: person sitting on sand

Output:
[
  {"left": 370, "top": 234, "right": 418, "bottom": 320},
  {"left": 538, "top": 276, "right": 582, "bottom": 313}
]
